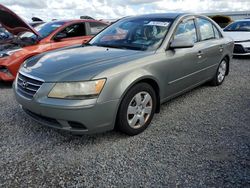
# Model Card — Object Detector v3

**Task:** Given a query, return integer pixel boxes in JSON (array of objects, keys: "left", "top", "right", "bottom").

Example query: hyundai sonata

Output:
[{"left": 14, "top": 13, "right": 234, "bottom": 135}]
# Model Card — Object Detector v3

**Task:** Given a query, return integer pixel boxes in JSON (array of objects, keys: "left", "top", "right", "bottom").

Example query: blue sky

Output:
[{"left": 1, "top": 0, "right": 250, "bottom": 21}]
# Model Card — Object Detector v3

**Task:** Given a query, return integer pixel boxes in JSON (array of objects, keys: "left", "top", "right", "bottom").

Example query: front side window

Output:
[
  {"left": 56, "top": 23, "right": 86, "bottom": 39},
  {"left": 90, "top": 18, "right": 173, "bottom": 51},
  {"left": 89, "top": 22, "right": 107, "bottom": 35},
  {"left": 174, "top": 19, "right": 197, "bottom": 42},
  {"left": 197, "top": 18, "right": 215, "bottom": 41}
]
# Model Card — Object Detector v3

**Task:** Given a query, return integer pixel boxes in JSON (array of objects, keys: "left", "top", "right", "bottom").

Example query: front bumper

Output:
[
  {"left": 233, "top": 42, "right": 250, "bottom": 56},
  {"left": 14, "top": 81, "right": 119, "bottom": 134}
]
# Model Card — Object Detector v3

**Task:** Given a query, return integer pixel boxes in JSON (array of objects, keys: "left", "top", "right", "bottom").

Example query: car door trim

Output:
[{"left": 168, "top": 63, "right": 218, "bottom": 85}]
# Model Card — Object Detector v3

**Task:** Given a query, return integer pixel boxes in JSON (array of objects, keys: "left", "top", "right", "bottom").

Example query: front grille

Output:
[
  {"left": 17, "top": 73, "right": 43, "bottom": 99},
  {"left": 234, "top": 44, "right": 246, "bottom": 54}
]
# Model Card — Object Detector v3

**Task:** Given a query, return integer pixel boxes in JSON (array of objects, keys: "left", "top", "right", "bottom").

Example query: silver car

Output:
[{"left": 14, "top": 13, "right": 234, "bottom": 135}]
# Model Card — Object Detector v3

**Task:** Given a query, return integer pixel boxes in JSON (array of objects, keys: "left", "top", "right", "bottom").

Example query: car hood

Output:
[
  {"left": 0, "top": 4, "right": 40, "bottom": 36},
  {"left": 21, "top": 46, "right": 153, "bottom": 82},
  {"left": 223, "top": 31, "right": 250, "bottom": 42}
]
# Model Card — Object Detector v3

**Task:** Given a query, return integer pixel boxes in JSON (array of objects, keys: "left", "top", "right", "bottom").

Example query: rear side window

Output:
[
  {"left": 174, "top": 19, "right": 198, "bottom": 43},
  {"left": 89, "top": 22, "right": 107, "bottom": 35},
  {"left": 197, "top": 18, "right": 214, "bottom": 41},
  {"left": 57, "top": 23, "right": 86, "bottom": 38}
]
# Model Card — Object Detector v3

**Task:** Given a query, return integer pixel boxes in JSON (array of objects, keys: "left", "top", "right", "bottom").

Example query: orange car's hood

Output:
[{"left": 0, "top": 4, "right": 40, "bottom": 37}]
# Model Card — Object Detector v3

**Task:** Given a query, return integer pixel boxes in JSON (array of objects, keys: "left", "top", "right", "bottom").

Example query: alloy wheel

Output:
[
  {"left": 217, "top": 60, "right": 227, "bottom": 83},
  {"left": 127, "top": 91, "right": 153, "bottom": 129}
]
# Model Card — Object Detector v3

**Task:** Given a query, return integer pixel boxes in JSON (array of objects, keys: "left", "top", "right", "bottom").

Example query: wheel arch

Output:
[
  {"left": 223, "top": 54, "right": 230, "bottom": 75},
  {"left": 113, "top": 75, "right": 161, "bottom": 130},
  {"left": 117, "top": 76, "right": 161, "bottom": 115}
]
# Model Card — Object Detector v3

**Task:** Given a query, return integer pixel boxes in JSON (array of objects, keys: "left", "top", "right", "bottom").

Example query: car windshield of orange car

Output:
[
  {"left": 20, "top": 21, "right": 66, "bottom": 39},
  {"left": 89, "top": 18, "right": 173, "bottom": 51}
]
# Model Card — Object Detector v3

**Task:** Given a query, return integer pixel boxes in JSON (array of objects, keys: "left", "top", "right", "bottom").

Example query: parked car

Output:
[
  {"left": 223, "top": 19, "right": 250, "bottom": 56},
  {"left": 0, "top": 4, "right": 108, "bottom": 81},
  {"left": 14, "top": 13, "right": 234, "bottom": 135}
]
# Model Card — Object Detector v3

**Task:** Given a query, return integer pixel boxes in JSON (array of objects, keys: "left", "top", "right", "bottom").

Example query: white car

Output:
[{"left": 223, "top": 19, "right": 250, "bottom": 56}]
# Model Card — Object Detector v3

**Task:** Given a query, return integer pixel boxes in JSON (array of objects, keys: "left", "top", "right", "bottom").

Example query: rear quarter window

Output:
[{"left": 213, "top": 25, "right": 222, "bottom": 39}]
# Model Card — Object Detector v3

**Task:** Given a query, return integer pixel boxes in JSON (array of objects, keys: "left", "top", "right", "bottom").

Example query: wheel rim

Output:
[
  {"left": 217, "top": 60, "right": 227, "bottom": 83},
  {"left": 127, "top": 91, "right": 153, "bottom": 129}
]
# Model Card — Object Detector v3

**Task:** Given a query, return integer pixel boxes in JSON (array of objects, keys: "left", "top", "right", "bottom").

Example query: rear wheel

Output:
[
  {"left": 210, "top": 58, "right": 228, "bottom": 86},
  {"left": 117, "top": 83, "right": 156, "bottom": 136}
]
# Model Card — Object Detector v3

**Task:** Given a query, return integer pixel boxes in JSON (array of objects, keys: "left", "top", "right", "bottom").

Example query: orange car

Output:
[{"left": 0, "top": 4, "right": 107, "bottom": 81}]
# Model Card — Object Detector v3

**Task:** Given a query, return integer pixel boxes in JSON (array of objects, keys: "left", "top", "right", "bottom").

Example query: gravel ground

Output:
[{"left": 0, "top": 58, "right": 250, "bottom": 187}]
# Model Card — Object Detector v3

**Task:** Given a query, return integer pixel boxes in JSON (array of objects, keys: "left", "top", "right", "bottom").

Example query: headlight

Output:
[
  {"left": 48, "top": 79, "right": 106, "bottom": 99},
  {"left": 0, "top": 53, "right": 9, "bottom": 58}
]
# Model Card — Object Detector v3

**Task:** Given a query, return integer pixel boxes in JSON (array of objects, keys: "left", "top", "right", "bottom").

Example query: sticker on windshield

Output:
[{"left": 146, "top": 21, "right": 170, "bottom": 27}]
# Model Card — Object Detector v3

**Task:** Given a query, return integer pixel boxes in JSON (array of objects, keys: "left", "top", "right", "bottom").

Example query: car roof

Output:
[
  {"left": 49, "top": 19, "right": 104, "bottom": 24},
  {"left": 127, "top": 13, "right": 187, "bottom": 19},
  {"left": 232, "top": 19, "right": 250, "bottom": 22}
]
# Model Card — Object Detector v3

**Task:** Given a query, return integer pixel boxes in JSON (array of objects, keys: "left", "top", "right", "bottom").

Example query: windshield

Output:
[
  {"left": 224, "top": 21, "right": 250, "bottom": 32},
  {"left": 19, "top": 21, "right": 65, "bottom": 39},
  {"left": 89, "top": 17, "right": 173, "bottom": 51}
]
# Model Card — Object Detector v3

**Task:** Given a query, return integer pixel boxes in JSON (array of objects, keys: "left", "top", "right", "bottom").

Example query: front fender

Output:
[
  {"left": 97, "top": 69, "right": 159, "bottom": 104},
  {"left": 96, "top": 69, "right": 160, "bottom": 130}
]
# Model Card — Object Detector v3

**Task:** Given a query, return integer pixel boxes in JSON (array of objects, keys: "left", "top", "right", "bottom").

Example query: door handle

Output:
[
  {"left": 197, "top": 51, "right": 204, "bottom": 59},
  {"left": 219, "top": 45, "right": 224, "bottom": 52}
]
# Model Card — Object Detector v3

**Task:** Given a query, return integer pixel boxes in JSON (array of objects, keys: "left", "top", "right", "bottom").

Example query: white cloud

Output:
[
  {"left": 154, "top": 0, "right": 250, "bottom": 12},
  {"left": 0, "top": 0, "right": 249, "bottom": 22}
]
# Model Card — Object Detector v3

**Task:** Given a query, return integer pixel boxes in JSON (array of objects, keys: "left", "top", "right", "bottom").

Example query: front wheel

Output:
[
  {"left": 117, "top": 83, "right": 156, "bottom": 136},
  {"left": 210, "top": 58, "right": 228, "bottom": 86}
]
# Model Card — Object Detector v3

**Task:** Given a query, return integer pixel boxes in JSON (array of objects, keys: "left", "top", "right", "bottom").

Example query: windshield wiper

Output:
[
  {"left": 95, "top": 44, "right": 122, "bottom": 49},
  {"left": 82, "top": 42, "right": 92, "bottom": 47}
]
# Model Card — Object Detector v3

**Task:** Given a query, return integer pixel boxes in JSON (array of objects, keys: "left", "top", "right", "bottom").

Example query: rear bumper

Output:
[{"left": 14, "top": 82, "right": 119, "bottom": 134}]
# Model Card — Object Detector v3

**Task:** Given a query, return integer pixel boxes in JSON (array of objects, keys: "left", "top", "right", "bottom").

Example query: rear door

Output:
[
  {"left": 194, "top": 17, "right": 225, "bottom": 80},
  {"left": 50, "top": 22, "right": 91, "bottom": 50}
]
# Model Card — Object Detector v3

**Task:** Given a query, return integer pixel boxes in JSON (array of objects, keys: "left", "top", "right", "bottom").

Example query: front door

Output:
[
  {"left": 50, "top": 23, "right": 92, "bottom": 50},
  {"left": 163, "top": 18, "right": 202, "bottom": 98}
]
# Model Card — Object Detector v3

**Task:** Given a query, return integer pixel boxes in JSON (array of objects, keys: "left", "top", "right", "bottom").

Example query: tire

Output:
[
  {"left": 117, "top": 83, "right": 157, "bottom": 136},
  {"left": 210, "top": 58, "right": 228, "bottom": 86}
]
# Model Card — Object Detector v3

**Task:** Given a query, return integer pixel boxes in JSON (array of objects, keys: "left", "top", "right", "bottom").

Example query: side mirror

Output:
[
  {"left": 170, "top": 36, "right": 194, "bottom": 49},
  {"left": 54, "top": 33, "right": 67, "bottom": 41}
]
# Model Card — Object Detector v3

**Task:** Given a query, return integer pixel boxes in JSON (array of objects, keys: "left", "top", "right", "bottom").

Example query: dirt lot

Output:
[{"left": 0, "top": 58, "right": 249, "bottom": 187}]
